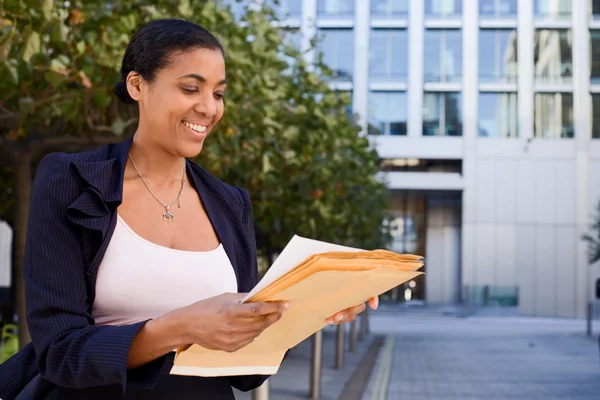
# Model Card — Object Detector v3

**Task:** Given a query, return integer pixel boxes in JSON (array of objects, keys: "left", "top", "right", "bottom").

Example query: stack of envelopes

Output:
[{"left": 171, "top": 248, "right": 424, "bottom": 377}]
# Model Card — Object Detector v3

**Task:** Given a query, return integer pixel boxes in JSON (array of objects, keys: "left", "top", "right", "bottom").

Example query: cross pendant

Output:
[{"left": 163, "top": 206, "right": 174, "bottom": 221}]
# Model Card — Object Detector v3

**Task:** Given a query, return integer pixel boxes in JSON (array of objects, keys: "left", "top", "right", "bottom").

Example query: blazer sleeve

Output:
[
  {"left": 23, "top": 153, "right": 164, "bottom": 392},
  {"left": 229, "top": 188, "right": 289, "bottom": 392}
]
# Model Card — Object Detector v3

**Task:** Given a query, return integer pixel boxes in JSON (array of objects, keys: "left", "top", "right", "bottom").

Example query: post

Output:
[
  {"left": 310, "top": 330, "right": 323, "bottom": 400},
  {"left": 359, "top": 309, "right": 367, "bottom": 341},
  {"left": 252, "top": 380, "right": 269, "bottom": 400},
  {"left": 587, "top": 301, "right": 593, "bottom": 337},
  {"left": 365, "top": 307, "right": 370, "bottom": 334},
  {"left": 350, "top": 319, "right": 357, "bottom": 352},
  {"left": 336, "top": 323, "right": 345, "bottom": 369}
]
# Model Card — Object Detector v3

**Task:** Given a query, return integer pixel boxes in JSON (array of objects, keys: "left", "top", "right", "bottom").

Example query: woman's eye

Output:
[
  {"left": 181, "top": 87, "right": 198, "bottom": 94},
  {"left": 214, "top": 93, "right": 225, "bottom": 100}
]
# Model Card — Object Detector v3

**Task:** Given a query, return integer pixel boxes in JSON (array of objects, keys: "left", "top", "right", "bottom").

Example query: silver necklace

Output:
[{"left": 128, "top": 154, "right": 186, "bottom": 221}]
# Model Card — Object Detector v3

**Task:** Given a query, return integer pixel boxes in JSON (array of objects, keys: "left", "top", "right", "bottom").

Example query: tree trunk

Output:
[{"left": 13, "top": 152, "right": 32, "bottom": 348}]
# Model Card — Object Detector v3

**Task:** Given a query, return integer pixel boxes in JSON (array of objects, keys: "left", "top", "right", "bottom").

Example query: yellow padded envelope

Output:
[{"left": 171, "top": 236, "right": 424, "bottom": 377}]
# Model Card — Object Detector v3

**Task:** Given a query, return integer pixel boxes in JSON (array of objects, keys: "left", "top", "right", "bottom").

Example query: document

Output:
[{"left": 171, "top": 235, "right": 424, "bottom": 377}]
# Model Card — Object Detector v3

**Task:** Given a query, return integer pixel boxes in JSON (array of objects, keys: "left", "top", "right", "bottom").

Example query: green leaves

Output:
[
  {"left": 21, "top": 28, "right": 39, "bottom": 61},
  {"left": 0, "top": 0, "right": 391, "bottom": 261}
]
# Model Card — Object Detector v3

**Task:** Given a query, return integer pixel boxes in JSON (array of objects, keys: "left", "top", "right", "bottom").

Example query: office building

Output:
[{"left": 231, "top": 0, "right": 600, "bottom": 318}]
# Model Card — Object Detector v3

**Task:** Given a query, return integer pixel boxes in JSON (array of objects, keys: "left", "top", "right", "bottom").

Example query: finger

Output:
[
  {"left": 226, "top": 311, "right": 285, "bottom": 334},
  {"left": 369, "top": 296, "right": 379, "bottom": 310},
  {"left": 327, "top": 303, "right": 366, "bottom": 324},
  {"left": 235, "top": 300, "right": 289, "bottom": 318}
]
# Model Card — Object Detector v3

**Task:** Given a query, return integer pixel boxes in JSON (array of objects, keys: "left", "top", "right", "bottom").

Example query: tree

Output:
[
  {"left": 583, "top": 199, "right": 600, "bottom": 265},
  {"left": 0, "top": 0, "right": 391, "bottom": 347}
]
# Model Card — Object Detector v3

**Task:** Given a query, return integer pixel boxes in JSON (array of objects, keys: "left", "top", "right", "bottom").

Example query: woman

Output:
[{"left": 0, "top": 19, "right": 376, "bottom": 399}]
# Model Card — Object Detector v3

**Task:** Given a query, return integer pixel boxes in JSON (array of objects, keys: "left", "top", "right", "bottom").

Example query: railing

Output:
[{"left": 252, "top": 308, "right": 370, "bottom": 400}]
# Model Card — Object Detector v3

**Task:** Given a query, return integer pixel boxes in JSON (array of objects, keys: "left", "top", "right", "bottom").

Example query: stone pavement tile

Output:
[
  {"left": 363, "top": 314, "right": 600, "bottom": 400},
  {"left": 235, "top": 324, "right": 376, "bottom": 400}
]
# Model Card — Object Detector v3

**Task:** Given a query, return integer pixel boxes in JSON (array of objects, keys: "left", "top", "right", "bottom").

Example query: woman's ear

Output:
[{"left": 126, "top": 72, "right": 145, "bottom": 101}]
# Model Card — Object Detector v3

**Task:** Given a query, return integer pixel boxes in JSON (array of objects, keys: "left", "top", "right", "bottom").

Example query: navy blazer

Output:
[{"left": 0, "top": 137, "right": 268, "bottom": 399}]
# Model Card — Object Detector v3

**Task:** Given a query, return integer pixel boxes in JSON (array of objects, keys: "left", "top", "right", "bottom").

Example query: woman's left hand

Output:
[{"left": 326, "top": 296, "right": 379, "bottom": 325}]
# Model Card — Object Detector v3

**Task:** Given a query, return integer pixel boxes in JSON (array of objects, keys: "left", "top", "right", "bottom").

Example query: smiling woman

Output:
[{"left": 0, "top": 18, "right": 373, "bottom": 400}]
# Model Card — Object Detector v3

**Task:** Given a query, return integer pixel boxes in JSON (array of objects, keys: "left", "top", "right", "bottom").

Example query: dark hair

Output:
[{"left": 114, "top": 19, "right": 224, "bottom": 104}]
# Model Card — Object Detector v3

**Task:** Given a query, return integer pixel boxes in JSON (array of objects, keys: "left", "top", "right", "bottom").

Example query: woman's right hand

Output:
[{"left": 176, "top": 293, "right": 288, "bottom": 353}]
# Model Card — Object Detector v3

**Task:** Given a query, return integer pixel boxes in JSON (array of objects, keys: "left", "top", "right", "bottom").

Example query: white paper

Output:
[{"left": 242, "top": 235, "right": 363, "bottom": 302}]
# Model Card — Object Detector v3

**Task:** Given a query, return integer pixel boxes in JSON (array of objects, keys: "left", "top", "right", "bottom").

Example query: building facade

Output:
[{"left": 234, "top": 0, "right": 600, "bottom": 318}]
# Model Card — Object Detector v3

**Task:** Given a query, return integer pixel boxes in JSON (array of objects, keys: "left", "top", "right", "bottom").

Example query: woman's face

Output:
[{"left": 131, "top": 47, "right": 226, "bottom": 158}]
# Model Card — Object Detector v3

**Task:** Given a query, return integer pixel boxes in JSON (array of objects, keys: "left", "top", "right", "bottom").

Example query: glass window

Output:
[
  {"left": 534, "top": 0, "right": 571, "bottom": 19},
  {"left": 425, "top": 0, "right": 462, "bottom": 19},
  {"left": 317, "top": 29, "right": 354, "bottom": 81},
  {"left": 371, "top": 0, "right": 409, "bottom": 18},
  {"left": 479, "top": 93, "right": 518, "bottom": 138},
  {"left": 479, "top": 0, "right": 517, "bottom": 18},
  {"left": 534, "top": 93, "right": 574, "bottom": 138},
  {"left": 270, "top": 0, "right": 302, "bottom": 18},
  {"left": 591, "top": 31, "right": 600, "bottom": 84},
  {"left": 317, "top": 0, "right": 354, "bottom": 18},
  {"left": 424, "top": 29, "right": 462, "bottom": 83},
  {"left": 534, "top": 29, "right": 572, "bottom": 84},
  {"left": 368, "top": 92, "right": 408, "bottom": 136},
  {"left": 423, "top": 92, "right": 462, "bottom": 136},
  {"left": 593, "top": 0, "right": 600, "bottom": 20},
  {"left": 593, "top": 94, "right": 600, "bottom": 138},
  {"left": 479, "top": 29, "right": 518, "bottom": 83},
  {"left": 370, "top": 29, "right": 408, "bottom": 82}
]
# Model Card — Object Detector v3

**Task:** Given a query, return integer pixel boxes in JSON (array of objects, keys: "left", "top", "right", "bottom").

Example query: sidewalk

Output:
[
  {"left": 362, "top": 313, "right": 600, "bottom": 400},
  {"left": 235, "top": 323, "right": 377, "bottom": 400}
]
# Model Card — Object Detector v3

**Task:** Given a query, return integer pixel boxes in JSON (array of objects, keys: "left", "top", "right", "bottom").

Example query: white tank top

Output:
[{"left": 92, "top": 215, "right": 238, "bottom": 326}]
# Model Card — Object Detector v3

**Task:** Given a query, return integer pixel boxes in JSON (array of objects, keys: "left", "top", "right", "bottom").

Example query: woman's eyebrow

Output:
[{"left": 178, "top": 74, "right": 227, "bottom": 85}]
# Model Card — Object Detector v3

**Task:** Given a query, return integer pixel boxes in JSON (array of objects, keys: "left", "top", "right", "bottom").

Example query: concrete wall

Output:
[{"left": 460, "top": 140, "right": 600, "bottom": 318}]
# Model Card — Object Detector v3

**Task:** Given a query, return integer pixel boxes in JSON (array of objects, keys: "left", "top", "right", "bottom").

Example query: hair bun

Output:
[{"left": 114, "top": 81, "right": 136, "bottom": 104}]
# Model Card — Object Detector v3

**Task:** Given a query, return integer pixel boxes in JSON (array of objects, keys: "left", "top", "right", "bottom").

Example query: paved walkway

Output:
[
  {"left": 362, "top": 313, "right": 600, "bottom": 400},
  {"left": 235, "top": 323, "right": 375, "bottom": 400}
]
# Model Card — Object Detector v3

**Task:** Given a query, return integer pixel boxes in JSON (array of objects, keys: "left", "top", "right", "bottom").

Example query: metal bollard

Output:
[
  {"left": 252, "top": 379, "right": 269, "bottom": 400},
  {"left": 350, "top": 319, "right": 357, "bottom": 352},
  {"left": 587, "top": 301, "right": 593, "bottom": 337},
  {"left": 336, "top": 322, "right": 345, "bottom": 369},
  {"left": 359, "top": 310, "right": 366, "bottom": 341},
  {"left": 310, "top": 330, "right": 323, "bottom": 400}
]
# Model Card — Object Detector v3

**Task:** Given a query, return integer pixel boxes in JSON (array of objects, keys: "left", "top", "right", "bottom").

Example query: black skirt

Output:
[{"left": 43, "top": 353, "right": 236, "bottom": 400}]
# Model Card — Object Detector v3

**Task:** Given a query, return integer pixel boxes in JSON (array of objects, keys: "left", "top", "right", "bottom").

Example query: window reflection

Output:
[
  {"left": 317, "top": 0, "right": 354, "bottom": 18},
  {"left": 318, "top": 29, "right": 354, "bottom": 81},
  {"left": 424, "top": 29, "right": 462, "bottom": 83},
  {"left": 371, "top": 0, "right": 409, "bottom": 18},
  {"left": 534, "top": 29, "right": 572, "bottom": 84},
  {"left": 479, "top": 29, "right": 518, "bottom": 83},
  {"left": 370, "top": 29, "right": 408, "bottom": 82},
  {"left": 593, "top": 94, "right": 600, "bottom": 138},
  {"left": 368, "top": 92, "right": 408, "bottom": 136},
  {"left": 423, "top": 92, "right": 462, "bottom": 136},
  {"left": 534, "top": 0, "right": 571, "bottom": 19},
  {"left": 534, "top": 93, "right": 574, "bottom": 138},
  {"left": 479, "top": 0, "right": 517, "bottom": 18},
  {"left": 425, "top": 0, "right": 462, "bottom": 18},
  {"left": 591, "top": 31, "right": 600, "bottom": 84},
  {"left": 479, "top": 93, "right": 518, "bottom": 138},
  {"left": 270, "top": 0, "right": 302, "bottom": 18},
  {"left": 593, "top": 0, "right": 600, "bottom": 20}
]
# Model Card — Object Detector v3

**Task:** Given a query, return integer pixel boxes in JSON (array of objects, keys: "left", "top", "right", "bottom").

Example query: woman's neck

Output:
[{"left": 127, "top": 134, "right": 186, "bottom": 187}]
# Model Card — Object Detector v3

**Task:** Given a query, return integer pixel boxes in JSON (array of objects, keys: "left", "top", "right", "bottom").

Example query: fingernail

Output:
[
  {"left": 336, "top": 314, "right": 343, "bottom": 322},
  {"left": 326, "top": 319, "right": 334, "bottom": 325},
  {"left": 284, "top": 302, "right": 290, "bottom": 309}
]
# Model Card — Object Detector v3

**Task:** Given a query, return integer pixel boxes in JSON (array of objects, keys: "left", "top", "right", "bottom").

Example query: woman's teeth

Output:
[{"left": 183, "top": 121, "right": 207, "bottom": 133}]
